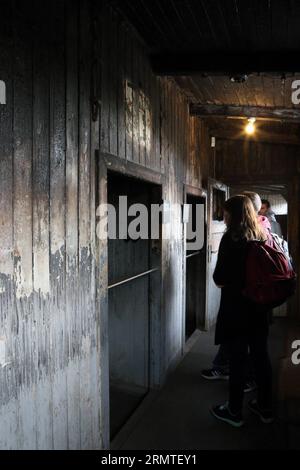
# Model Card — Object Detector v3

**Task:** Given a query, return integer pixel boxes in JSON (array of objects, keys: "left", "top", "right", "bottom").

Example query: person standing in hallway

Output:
[
  {"left": 259, "top": 199, "right": 282, "bottom": 237},
  {"left": 201, "top": 191, "right": 271, "bottom": 391},
  {"left": 210, "top": 195, "right": 274, "bottom": 427}
]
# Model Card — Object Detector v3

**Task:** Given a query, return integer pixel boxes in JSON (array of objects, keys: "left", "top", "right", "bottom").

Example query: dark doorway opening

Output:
[
  {"left": 107, "top": 171, "right": 162, "bottom": 440},
  {"left": 185, "top": 194, "right": 207, "bottom": 340}
]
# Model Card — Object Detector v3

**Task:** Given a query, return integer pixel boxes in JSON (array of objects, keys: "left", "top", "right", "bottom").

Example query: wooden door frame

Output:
[
  {"left": 182, "top": 184, "right": 208, "bottom": 348},
  {"left": 205, "top": 178, "right": 229, "bottom": 330},
  {"left": 96, "top": 151, "right": 165, "bottom": 447}
]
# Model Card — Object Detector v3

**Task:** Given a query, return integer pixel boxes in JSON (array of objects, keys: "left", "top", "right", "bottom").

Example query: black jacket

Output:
[{"left": 213, "top": 231, "right": 270, "bottom": 345}]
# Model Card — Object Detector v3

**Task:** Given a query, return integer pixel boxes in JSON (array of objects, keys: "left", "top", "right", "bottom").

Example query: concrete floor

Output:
[{"left": 115, "top": 319, "right": 300, "bottom": 450}]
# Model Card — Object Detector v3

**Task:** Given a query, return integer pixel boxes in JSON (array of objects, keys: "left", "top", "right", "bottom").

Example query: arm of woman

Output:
[{"left": 213, "top": 234, "right": 230, "bottom": 287}]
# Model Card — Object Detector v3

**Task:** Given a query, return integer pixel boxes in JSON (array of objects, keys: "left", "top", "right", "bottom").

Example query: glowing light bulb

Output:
[{"left": 245, "top": 118, "right": 256, "bottom": 135}]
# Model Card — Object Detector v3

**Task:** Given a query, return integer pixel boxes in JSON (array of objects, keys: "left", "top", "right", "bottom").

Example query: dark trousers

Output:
[
  {"left": 227, "top": 327, "right": 272, "bottom": 414},
  {"left": 212, "top": 343, "right": 230, "bottom": 372},
  {"left": 213, "top": 343, "right": 254, "bottom": 381}
]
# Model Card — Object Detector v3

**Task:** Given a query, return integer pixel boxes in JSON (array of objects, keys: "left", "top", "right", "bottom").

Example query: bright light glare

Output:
[{"left": 245, "top": 118, "right": 256, "bottom": 135}]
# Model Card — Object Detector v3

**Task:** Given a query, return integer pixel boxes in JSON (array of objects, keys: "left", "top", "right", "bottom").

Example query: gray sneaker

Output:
[
  {"left": 210, "top": 403, "right": 244, "bottom": 427},
  {"left": 201, "top": 368, "right": 229, "bottom": 380}
]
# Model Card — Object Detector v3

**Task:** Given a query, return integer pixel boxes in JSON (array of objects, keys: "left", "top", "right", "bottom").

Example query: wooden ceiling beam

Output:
[
  {"left": 190, "top": 104, "right": 300, "bottom": 122},
  {"left": 210, "top": 129, "right": 300, "bottom": 146},
  {"left": 150, "top": 51, "right": 300, "bottom": 75},
  {"left": 219, "top": 176, "right": 291, "bottom": 185}
]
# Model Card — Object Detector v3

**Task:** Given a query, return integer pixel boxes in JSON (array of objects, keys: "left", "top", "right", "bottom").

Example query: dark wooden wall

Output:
[
  {"left": 0, "top": 0, "right": 212, "bottom": 449},
  {"left": 100, "top": 4, "right": 212, "bottom": 384},
  {"left": 215, "top": 138, "right": 300, "bottom": 183},
  {"left": 100, "top": 5, "right": 211, "bottom": 184},
  {"left": 0, "top": 0, "right": 104, "bottom": 450}
]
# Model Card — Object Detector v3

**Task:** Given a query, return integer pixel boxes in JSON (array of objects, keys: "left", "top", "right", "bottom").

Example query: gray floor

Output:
[{"left": 117, "top": 319, "right": 294, "bottom": 450}]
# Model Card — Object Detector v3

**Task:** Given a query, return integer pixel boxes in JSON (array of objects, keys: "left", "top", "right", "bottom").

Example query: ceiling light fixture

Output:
[{"left": 245, "top": 117, "right": 256, "bottom": 135}]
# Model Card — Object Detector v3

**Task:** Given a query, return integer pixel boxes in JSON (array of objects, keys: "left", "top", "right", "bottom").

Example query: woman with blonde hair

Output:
[{"left": 210, "top": 195, "right": 274, "bottom": 427}]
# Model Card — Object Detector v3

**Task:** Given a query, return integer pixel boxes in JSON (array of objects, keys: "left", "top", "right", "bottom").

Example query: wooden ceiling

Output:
[
  {"left": 112, "top": 0, "right": 300, "bottom": 144},
  {"left": 178, "top": 73, "right": 300, "bottom": 144},
  {"left": 112, "top": 0, "right": 300, "bottom": 54},
  {"left": 177, "top": 74, "right": 299, "bottom": 109}
]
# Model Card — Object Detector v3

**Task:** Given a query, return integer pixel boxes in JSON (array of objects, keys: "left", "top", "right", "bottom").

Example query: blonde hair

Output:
[{"left": 224, "top": 195, "right": 267, "bottom": 241}]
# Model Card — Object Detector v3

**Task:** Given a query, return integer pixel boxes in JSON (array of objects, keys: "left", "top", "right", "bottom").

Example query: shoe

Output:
[
  {"left": 244, "top": 380, "right": 257, "bottom": 393},
  {"left": 248, "top": 399, "right": 274, "bottom": 424},
  {"left": 201, "top": 368, "right": 229, "bottom": 380},
  {"left": 210, "top": 403, "right": 244, "bottom": 428}
]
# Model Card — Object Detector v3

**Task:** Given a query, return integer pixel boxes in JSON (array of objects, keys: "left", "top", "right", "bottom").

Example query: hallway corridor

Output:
[
  {"left": 1, "top": 0, "right": 300, "bottom": 451},
  {"left": 115, "top": 320, "right": 298, "bottom": 450}
]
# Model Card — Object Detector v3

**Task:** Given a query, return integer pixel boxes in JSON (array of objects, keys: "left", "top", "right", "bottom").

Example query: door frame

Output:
[
  {"left": 205, "top": 178, "right": 229, "bottom": 330},
  {"left": 96, "top": 151, "right": 165, "bottom": 447},
  {"left": 182, "top": 184, "right": 208, "bottom": 347}
]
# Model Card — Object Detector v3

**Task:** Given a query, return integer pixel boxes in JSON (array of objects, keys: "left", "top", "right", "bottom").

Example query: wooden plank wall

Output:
[
  {"left": 100, "top": 7, "right": 210, "bottom": 183},
  {"left": 0, "top": 0, "right": 102, "bottom": 449},
  {"left": 0, "top": 0, "right": 211, "bottom": 449},
  {"left": 99, "top": 7, "right": 211, "bottom": 373},
  {"left": 215, "top": 138, "right": 300, "bottom": 182}
]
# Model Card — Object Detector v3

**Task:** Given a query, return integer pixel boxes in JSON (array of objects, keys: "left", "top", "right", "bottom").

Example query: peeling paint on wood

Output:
[{"left": 0, "top": 0, "right": 213, "bottom": 450}]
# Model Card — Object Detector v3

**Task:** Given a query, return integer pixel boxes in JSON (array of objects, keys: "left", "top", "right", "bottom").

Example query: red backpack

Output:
[{"left": 243, "top": 233, "right": 297, "bottom": 308}]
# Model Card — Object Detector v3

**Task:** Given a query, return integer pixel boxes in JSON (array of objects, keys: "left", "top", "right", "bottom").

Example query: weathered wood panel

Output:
[
  {"left": 98, "top": 4, "right": 212, "bottom": 379},
  {"left": 13, "top": 0, "right": 35, "bottom": 449},
  {"left": 0, "top": 0, "right": 212, "bottom": 449},
  {"left": 99, "top": 6, "right": 210, "bottom": 182},
  {"left": 32, "top": 0, "right": 53, "bottom": 449},
  {"left": 65, "top": 0, "right": 80, "bottom": 450},
  {"left": 0, "top": 0, "right": 15, "bottom": 450},
  {"left": 0, "top": 0, "right": 102, "bottom": 450},
  {"left": 216, "top": 138, "right": 300, "bottom": 182},
  {"left": 49, "top": 0, "right": 68, "bottom": 450}
]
